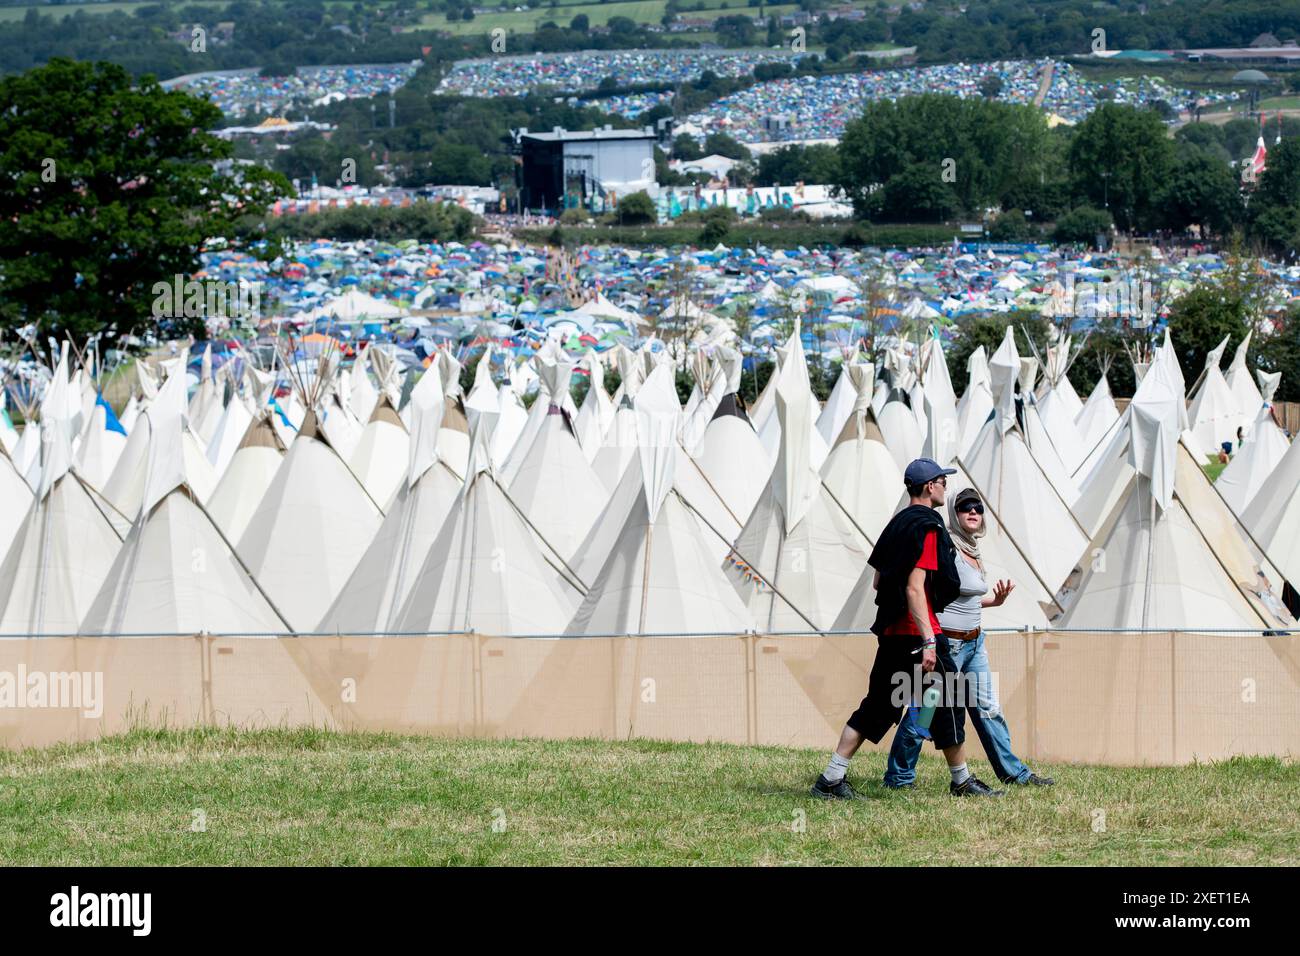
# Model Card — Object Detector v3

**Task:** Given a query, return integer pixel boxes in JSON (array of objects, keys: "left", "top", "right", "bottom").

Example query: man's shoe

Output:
[
  {"left": 950, "top": 775, "right": 1005, "bottom": 797},
  {"left": 810, "top": 774, "right": 864, "bottom": 800},
  {"left": 1023, "top": 773, "right": 1055, "bottom": 786}
]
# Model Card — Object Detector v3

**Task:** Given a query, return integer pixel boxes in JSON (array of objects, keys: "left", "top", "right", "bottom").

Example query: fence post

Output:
[
  {"left": 1027, "top": 628, "right": 1038, "bottom": 761},
  {"left": 1169, "top": 630, "right": 1178, "bottom": 764},
  {"left": 746, "top": 634, "right": 757, "bottom": 746},
  {"left": 472, "top": 631, "right": 483, "bottom": 739}
]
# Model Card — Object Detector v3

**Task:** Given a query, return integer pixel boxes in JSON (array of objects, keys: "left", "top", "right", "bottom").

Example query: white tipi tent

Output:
[
  {"left": 1215, "top": 370, "right": 1289, "bottom": 517},
  {"left": 566, "top": 363, "right": 754, "bottom": 635},
  {"left": 79, "top": 370, "right": 290, "bottom": 636},
  {"left": 723, "top": 329, "right": 870, "bottom": 631},
  {"left": 389, "top": 380, "right": 580, "bottom": 636},
  {"left": 960, "top": 328, "right": 1089, "bottom": 594},
  {"left": 1186, "top": 334, "right": 1239, "bottom": 455},
  {"left": 317, "top": 364, "right": 464, "bottom": 633},
  {"left": 1057, "top": 347, "right": 1273, "bottom": 630},
  {"left": 206, "top": 411, "right": 287, "bottom": 543},
  {"left": 235, "top": 347, "right": 383, "bottom": 631},
  {"left": 0, "top": 419, "right": 124, "bottom": 635},
  {"left": 508, "top": 358, "right": 608, "bottom": 563}
]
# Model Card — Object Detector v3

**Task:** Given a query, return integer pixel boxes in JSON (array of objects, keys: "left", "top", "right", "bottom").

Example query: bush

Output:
[
  {"left": 987, "top": 209, "right": 1033, "bottom": 241},
  {"left": 1052, "top": 206, "right": 1112, "bottom": 245},
  {"left": 559, "top": 207, "right": 591, "bottom": 225},
  {"left": 244, "top": 201, "right": 477, "bottom": 243},
  {"left": 616, "top": 190, "right": 657, "bottom": 225}
]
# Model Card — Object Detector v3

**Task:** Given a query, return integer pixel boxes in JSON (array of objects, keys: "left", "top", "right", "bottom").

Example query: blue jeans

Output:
[{"left": 883, "top": 630, "right": 1033, "bottom": 786}]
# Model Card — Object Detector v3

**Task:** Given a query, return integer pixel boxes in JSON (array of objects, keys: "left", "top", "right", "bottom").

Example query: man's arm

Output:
[{"left": 905, "top": 565, "right": 934, "bottom": 642}]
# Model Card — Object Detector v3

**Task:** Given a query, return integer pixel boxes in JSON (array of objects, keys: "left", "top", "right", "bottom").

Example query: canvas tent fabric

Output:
[
  {"left": 1187, "top": 336, "right": 1240, "bottom": 454},
  {"left": 79, "top": 372, "right": 288, "bottom": 637},
  {"left": 723, "top": 331, "right": 869, "bottom": 631},
  {"left": 566, "top": 364, "right": 754, "bottom": 635},
  {"left": 1215, "top": 403, "right": 1290, "bottom": 517},
  {"left": 1225, "top": 332, "right": 1264, "bottom": 436},
  {"left": 389, "top": 384, "right": 579, "bottom": 636},
  {"left": 508, "top": 359, "right": 608, "bottom": 563},
  {"left": 1241, "top": 432, "right": 1300, "bottom": 595},
  {"left": 0, "top": 427, "right": 124, "bottom": 635},
  {"left": 236, "top": 411, "right": 383, "bottom": 632},
  {"left": 206, "top": 412, "right": 287, "bottom": 543},
  {"left": 959, "top": 330, "right": 1089, "bottom": 594},
  {"left": 318, "top": 367, "right": 465, "bottom": 634},
  {"left": 350, "top": 396, "right": 410, "bottom": 512}
]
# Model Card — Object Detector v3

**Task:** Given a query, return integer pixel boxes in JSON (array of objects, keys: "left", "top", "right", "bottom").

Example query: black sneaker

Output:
[
  {"left": 810, "top": 774, "right": 864, "bottom": 800},
  {"left": 950, "top": 775, "right": 1005, "bottom": 797},
  {"left": 1022, "top": 773, "right": 1055, "bottom": 787}
]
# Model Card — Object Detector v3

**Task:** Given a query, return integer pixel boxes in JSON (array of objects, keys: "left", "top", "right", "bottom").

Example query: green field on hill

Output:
[
  {"left": 1, "top": 727, "right": 1294, "bottom": 865},
  {"left": 417, "top": 1, "right": 800, "bottom": 37}
]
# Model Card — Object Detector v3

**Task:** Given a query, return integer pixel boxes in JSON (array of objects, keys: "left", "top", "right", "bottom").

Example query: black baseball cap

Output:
[{"left": 904, "top": 457, "right": 958, "bottom": 486}]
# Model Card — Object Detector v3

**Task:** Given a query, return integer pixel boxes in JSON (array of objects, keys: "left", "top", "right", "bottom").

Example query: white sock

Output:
[
  {"left": 949, "top": 762, "right": 971, "bottom": 786},
  {"left": 824, "top": 753, "right": 851, "bottom": 784}
]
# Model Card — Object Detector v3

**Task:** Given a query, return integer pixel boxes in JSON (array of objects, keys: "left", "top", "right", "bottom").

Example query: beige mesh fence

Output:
[{"left": 0, "top": 631, "right": 1296, "bottom": 764}]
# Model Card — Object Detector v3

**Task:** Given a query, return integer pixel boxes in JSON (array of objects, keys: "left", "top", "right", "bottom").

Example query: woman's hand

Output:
[{"left": 988, "top": 579, "right": 1015, "bottom": 607}]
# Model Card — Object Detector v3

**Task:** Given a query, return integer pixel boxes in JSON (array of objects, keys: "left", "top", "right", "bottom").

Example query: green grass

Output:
[
  {"left": 0, "top": 1, "right": 227, "bottom": 20},
  {"left": 0, "top": 727, "right": 1294, "bottom": 865},
  {"left": 418, "top": 0, "right": 799, "bottom": 36},
  {"left": 1258, "top": 95, "right": 1300, "bottom": 111},
  {"left": 1203, "top": 455, "right": 1228, "bottom": 482}
]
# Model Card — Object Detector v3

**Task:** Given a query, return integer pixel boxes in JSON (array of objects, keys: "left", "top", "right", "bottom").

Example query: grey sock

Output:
[{"left": 824, "top": 752, "right": 851, "bottom": 784}]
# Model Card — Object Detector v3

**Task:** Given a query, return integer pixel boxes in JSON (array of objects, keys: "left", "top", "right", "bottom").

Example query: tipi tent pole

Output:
[
  {"left": 190, "top": 490, "right": 295, "bottom": 635},
  {"left": 678, "top": 492, "right": 822, "bottom": 634}
]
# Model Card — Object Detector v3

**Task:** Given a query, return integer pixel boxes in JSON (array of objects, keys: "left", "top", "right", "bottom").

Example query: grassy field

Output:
[
  {"left": 1203, "top": 454, "right": 1228, "bottom": 481},
  {"left": 0, "top": 727, "right": 1294, "bottom": 865},
  {"left": 0, "top": 1, "right": 225, "bottom": 20},
  {"left": 421, "top": 1, "right": 799, "bottom": 37}
]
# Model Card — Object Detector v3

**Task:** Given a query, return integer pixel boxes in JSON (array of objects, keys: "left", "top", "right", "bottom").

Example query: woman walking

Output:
[{"left": 883, "top": 486, "right": 1055, "bottom": 790}]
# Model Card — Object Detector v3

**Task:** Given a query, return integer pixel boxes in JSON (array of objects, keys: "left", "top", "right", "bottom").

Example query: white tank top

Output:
[{"left": 937, "top": 553, "right": 988, "bottom": 631}]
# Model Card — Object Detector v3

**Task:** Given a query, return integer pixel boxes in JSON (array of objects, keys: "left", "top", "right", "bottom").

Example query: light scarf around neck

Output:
[{"left": 947, "top": 488, "right": 985, "bottom": 560}]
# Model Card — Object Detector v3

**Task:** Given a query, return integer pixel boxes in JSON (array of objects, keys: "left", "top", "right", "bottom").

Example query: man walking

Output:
[{"left": 810, "top": 458, "right": 1005, "bottom": 799}]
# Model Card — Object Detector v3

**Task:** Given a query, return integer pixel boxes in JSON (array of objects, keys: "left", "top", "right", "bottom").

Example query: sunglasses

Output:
[
  {"left": 957, "top": 502, "right": 985, "bottom": 515},
  {"left": 929, "top": 476, "right": 948, "bottom": 487}
]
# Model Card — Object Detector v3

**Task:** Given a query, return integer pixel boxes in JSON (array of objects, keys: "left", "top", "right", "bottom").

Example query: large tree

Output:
[
  {"left": 837, "top": 93, "right": 1053, "bottom": 220},
  {"left": 1156, "top": 143, "right": 1242, "bottom": 237},
  {"left": 0, "top": 59, "right": 290, "bottom": 345},
  {"left": 1067, "top": 103, "right": 1174, "bottom": 233},
  {"left": 1248, "top": 138, "right": 1300, "bottom": 259}
]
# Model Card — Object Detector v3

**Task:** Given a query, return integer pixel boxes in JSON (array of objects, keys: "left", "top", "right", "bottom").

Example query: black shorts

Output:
[{"left": 845, "top": 633, "right": 966, "bottom": 751}]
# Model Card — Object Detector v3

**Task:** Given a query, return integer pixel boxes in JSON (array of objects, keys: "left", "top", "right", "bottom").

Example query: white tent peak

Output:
[
  {"left": 989, "top": 327, "right": 1019, "bottom": 434},
  {"left": 406, "top": 363, "right": 445, "bottom": 487},
  {"left": 634, "top": 363, "right": 681, "bottom": 524}
]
